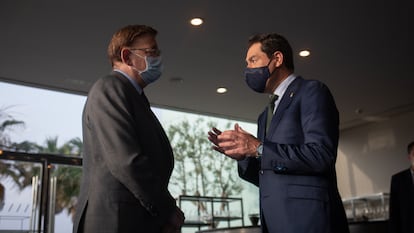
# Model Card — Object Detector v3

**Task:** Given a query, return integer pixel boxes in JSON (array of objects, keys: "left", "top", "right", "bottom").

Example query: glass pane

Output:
[
  {"left": 0, "top": 81, "right": 85, "bottom": 154},
  {"left": 0, "top": 160, "right": 42, "bottom": 232},
  {"left": 49, "top": 164, "right": 82, "bottom": 233}
]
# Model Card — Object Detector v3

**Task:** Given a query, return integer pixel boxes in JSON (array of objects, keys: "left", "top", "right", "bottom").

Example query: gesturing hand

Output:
[
  {"left": 208, "top": 123, "right": 261, "bottom": 160},
  {"left": 208, "top": 127, "right": 225, "bottom": 154},
  {"left": 162, "top": 207, "right": 185, "bottom": 233}
]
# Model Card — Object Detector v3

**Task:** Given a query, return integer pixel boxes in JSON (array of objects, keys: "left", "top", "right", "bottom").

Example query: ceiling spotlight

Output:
[
  {"left": 190, "top": 17, "right": 204, "bottom": 26},
  {"left": 216, "top": 87, "right": 227, "bottom": 94},
  {"left": 299, "top": 50, "right": 311, "bottom": 57}
]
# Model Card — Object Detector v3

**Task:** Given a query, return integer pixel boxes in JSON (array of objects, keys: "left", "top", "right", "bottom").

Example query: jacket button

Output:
[
  {"left": 259, "top": 170, "right": 264, "bottom": 175},
  {"left": 274, "top": 166, "right": 288, "bottom": 172}
]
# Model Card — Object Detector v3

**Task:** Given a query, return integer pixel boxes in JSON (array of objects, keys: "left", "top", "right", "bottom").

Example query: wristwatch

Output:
[{"left": 256, "top": 143, "right": 263, "bottom": 157}]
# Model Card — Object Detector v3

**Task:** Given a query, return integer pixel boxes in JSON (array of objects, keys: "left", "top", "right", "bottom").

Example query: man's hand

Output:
[
  {"left": 208, "top": 123, "right": 261, "bottom": 160},
  {"left": 161, "top": 206, "right": 185, "bottom": 233}
]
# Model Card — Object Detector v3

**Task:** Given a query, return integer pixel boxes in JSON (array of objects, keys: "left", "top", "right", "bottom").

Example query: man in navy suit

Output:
[
  {"left": 389, "top": 141, "right": 414, "bottom": 233},
  {"left": 208, "top": 33, "right": 349, "bottom": 233}
]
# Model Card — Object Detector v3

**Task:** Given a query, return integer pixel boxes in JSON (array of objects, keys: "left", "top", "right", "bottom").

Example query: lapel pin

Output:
[{"left": 290, "top": 92, "right": 294, "bottom": 98}]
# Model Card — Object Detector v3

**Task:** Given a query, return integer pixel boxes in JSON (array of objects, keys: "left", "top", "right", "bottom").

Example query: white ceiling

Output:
[{"left": 1, "top": 0, "right": 413, "bottom": 130}]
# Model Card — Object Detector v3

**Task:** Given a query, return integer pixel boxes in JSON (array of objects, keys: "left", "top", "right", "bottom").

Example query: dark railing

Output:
[{"left": 0, "top": 150, "right": 82, "bottom": 233}]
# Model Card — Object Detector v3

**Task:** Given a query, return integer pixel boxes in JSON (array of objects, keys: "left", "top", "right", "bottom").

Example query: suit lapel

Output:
[
  {"left": 266, "top": 77, "right": 303, "bottom": 138},
  {"left": 140, "top": 92, "right": 151, "bottom": 108},
  {"left": 405, "top": 169, "right": 414, "bottom": 193},
  {"left": 257, "top": 111, "right": 267, "bottom": 141}
]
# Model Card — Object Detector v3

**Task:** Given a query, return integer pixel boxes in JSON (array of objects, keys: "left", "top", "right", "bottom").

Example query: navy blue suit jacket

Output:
[{"left": 238, "top": 77, "right": 349, "bottom": 233}]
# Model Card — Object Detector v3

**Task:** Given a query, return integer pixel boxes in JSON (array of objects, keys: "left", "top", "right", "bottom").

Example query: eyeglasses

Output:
[{"left": 130, "top": 47, "right": 161, "bottom": 56}]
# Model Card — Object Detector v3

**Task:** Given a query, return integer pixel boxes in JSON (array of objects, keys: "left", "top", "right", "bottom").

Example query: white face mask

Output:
[{"left": 130, "top": 51, "right": 163, "bottom": 84}]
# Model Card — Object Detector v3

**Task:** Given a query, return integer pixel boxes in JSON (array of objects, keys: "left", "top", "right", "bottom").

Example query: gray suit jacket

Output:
[
  {"left": 238, "top": 77, "right": 349, "bottom": 233},
  {"left": 73, "top": 72, "right": 176, "bottom": 233}
]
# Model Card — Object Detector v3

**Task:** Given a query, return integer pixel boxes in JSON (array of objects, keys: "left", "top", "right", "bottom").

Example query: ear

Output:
[
  {"left": 272, "top": 51, "right": 284, "bottom": 68},
  {"left": 120, "top": 48, "right": 131, "bottom": 65}
]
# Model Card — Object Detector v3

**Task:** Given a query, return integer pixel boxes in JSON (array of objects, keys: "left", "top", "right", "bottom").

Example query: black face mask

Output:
[{"left": 244, "top": 62, "right": 272, "bottom": 93}]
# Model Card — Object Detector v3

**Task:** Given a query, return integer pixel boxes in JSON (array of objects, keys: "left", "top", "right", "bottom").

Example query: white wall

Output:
[{"left": 336, "top": 111, "right": 414, "bottom": 198}]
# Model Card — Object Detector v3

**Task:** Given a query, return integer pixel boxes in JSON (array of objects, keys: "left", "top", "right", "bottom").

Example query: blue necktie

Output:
[{"left": 266, "top": 94, "right": 278, "bottom": 134}]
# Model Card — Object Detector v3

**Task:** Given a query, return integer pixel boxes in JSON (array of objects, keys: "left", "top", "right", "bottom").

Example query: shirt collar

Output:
[
  {"left": 113, "top": 69, "right": 143, "bottom": 94},
  {"left": 273, "top": 73, "right": 297, "bottom": 97}
]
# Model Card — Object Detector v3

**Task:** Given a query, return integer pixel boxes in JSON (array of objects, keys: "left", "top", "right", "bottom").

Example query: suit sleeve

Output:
[
  {"left": 262, "top": 81, "right": 339, "bottom": 175},
  {"left": 238, "top": 157, "right": 260, "bottom": 186},
  {"left": 85, "top": 77, "right": 176, "bottom": 224}
]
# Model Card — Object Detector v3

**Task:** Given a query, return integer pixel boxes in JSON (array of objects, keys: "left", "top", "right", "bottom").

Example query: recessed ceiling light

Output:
[
  {"left": 299, "top": 50, "right": 311, "bottom": 57},
  {"left": 190, "top": 17, "right": 204, "bottom": 26},
  {"left": 216, "top": 87, "right": 227, "bottom": 94}
]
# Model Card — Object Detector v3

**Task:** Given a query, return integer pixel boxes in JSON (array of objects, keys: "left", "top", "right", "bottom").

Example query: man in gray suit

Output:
[{"left": 73, "top": 25, "right": 184, "bottom": 233}]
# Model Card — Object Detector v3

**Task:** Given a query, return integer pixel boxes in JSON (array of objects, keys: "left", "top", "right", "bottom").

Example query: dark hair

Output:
[
  {"left": 107, "top": 25, "right": 157, "bottom": 66},
  {"left": 247, "top": 33, "right": 294, "bottom": 71},
  {"left": 407, "top": 141, "right": 414, "bottom": 154}
]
